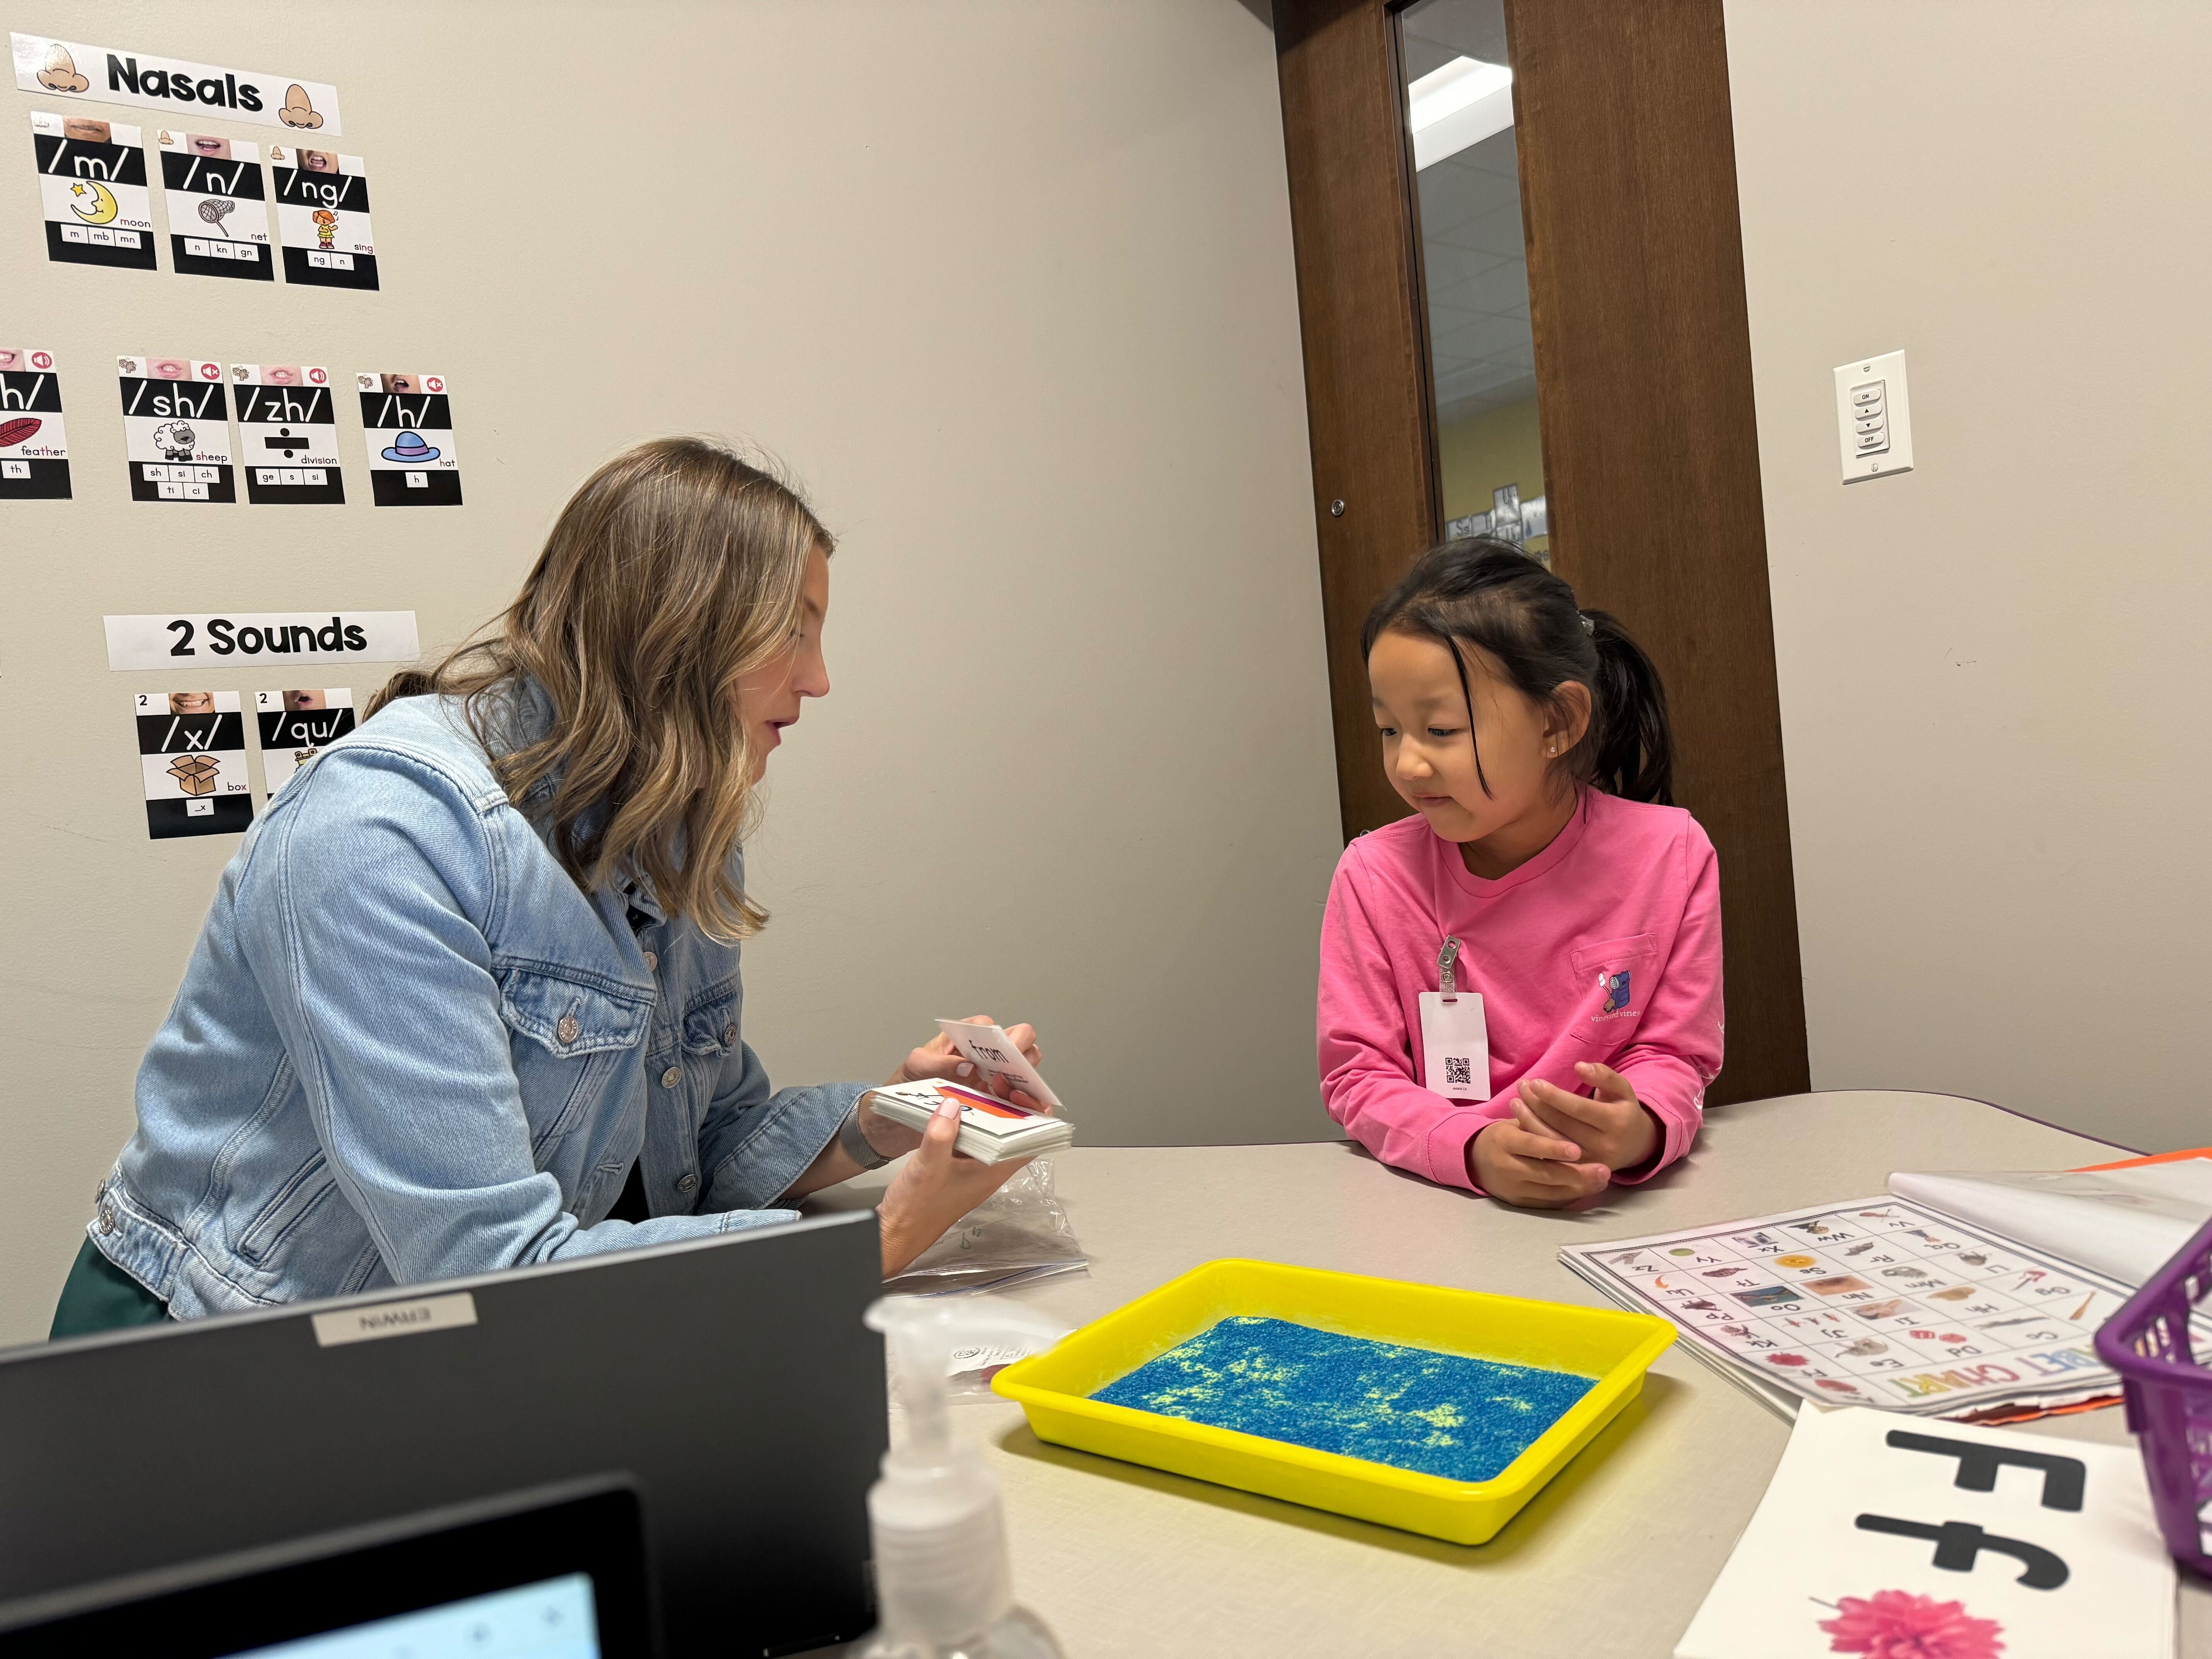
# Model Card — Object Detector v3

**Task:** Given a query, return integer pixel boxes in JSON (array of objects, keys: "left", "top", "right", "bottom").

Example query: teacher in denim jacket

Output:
[{"left": 58, "top": 438, "right": 1043, "bottom": 1334}]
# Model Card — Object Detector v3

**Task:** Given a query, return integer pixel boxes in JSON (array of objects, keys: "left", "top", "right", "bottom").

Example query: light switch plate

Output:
[{"left": 1834, "top": 349, "right": 1913, "bottom": 483}]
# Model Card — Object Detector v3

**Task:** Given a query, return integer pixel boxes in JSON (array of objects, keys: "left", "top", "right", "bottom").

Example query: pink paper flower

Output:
[{"left": 1819, "top": 1590, "right": 2004, "bottom": 1659}]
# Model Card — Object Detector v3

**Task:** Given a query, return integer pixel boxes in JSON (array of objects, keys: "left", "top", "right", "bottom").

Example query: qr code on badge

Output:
[{"left": 1444, "top": 1056, "right": 1473, "bottom": 1089}]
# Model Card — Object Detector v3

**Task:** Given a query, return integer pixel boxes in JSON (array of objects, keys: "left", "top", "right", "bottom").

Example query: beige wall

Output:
[
  {"left": 1725, "top": 2, "right": 2211, "bottom": 1154},
  {"left": 1437, "top": 395, "right": 1548, "bottom": 557},
  {"left": 0, "top": 0, "right": 1341, "bottom": 1341}
]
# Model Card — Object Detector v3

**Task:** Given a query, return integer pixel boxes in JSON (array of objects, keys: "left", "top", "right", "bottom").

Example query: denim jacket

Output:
[{"left": 98, "top": 686, "right": 865, "bottom": 1320}]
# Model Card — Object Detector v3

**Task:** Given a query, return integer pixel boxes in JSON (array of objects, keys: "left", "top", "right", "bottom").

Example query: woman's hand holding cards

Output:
[
  {"left": 868, "top": 1014, "right": 1050, "bottom": 1276},
  {"left": 1468, "top": 1061, "right": 1661, "bottom": 1209}
]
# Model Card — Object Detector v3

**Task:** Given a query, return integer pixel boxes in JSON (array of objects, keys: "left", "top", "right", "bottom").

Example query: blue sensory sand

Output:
[{"left": 1091, "top": 1316, "right": 1596, "bottom": 1484}]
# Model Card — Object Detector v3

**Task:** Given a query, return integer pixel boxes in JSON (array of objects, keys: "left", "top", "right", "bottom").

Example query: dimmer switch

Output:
[{"left": 1834, "top": 351, "right": 1913, "bottom": 482}]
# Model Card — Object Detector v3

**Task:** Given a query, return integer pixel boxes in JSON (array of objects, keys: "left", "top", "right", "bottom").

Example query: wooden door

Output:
[{"left": 1272, "top": 0, "right": 1810, "bottom": 1104}]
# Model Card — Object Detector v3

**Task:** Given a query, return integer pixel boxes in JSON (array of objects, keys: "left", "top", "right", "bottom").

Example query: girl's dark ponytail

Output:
[
  {"left": 1582, "top": 609, "right": 1673, "bottom": 805},
  {"left": 1363, "top": 538, "right": 1677, "bottom": 807}
]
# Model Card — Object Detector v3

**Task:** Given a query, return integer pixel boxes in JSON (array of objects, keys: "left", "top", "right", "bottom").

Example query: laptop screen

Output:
[{"left": 222, "top": 1573, "right": 599, "bottom": 1659}]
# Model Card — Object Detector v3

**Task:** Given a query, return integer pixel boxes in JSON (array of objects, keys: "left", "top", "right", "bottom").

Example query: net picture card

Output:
[
  {"left": 29, "top": 111, "right": 154, "bottom": 269},
  {"left": 232, "top": 364, "right": 343, "bottom": 504},
  {"left": 135, "top": 691, "right": 253, "bottom": 839},
  {"left": 116, "top": 356, "right": 234, "bottom": 502},
  {"left": 158, "top": 130, "right": 273, "bottom": 281},
  {"left": 269, "top": 144, "right": 376, "bottom": 289},
  {"left": 356, "top": 372, "right": 461, "bottom": 505},
  {"left": 0, "top": 346, "right": 69, "bottom": 499},
  {"left": 254, "top": 687, "right": 355, "bottom": 795},
  {"left": 1674, "top": 1405, "right": 2174, "bottom": 1659},
  {"left": 1559, "top": 1199, "right": 2130, "bottom": 1419}
]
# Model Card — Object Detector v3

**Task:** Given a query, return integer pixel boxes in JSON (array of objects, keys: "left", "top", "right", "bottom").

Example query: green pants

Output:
[{"left": 50, "top": 1238, "right": 170, "bottom": 1340}]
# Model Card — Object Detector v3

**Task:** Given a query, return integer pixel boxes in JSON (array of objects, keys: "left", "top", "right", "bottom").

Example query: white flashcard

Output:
[
  {"left": 254, "top": 688, "right": 356, "bottom": 796},
  {"left": 134, "top": 690, "right": 253, "bottom": 840},
  {"left": 1419, "top": 990, "right": 1491, "bottom": 1099},
  {"left": 268, "top": 144, "right": 376, "bottom": 289},
  {"left": 232, "top": 364, "right": 343, "bottom": 504},
  {"left": 158, "top": 130, "right": 273, "bottom": 282},
  {"left": 1674, "top": 1405, "right": 2174, "bottom": 1659},
  {"left": 0, "top": 346, "right": 69, "bottom": 500},
  {"left": 29, "top": 111, "right": 153, "bottom": 269},
  {"left": 934, "top": 1020, "right": 1064, "bottom": 1113},
  {"left": 356, "top": 372, "right": 461, "bottom": 506},
  {"left": 117, "top": 356, "right": 234, "bottom": 503}
]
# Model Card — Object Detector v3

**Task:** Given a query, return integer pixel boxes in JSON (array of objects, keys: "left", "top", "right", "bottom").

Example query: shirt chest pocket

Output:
[
  {"left": 1569, "top": 933, "right": 1655, "bottom": 1044},
  {"left": 498, "top": 967, "right": 653, "bottom": 1148}
]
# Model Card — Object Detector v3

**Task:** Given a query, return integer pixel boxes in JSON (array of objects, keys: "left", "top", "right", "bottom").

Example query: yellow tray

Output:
[{"left": 991, "top": 1258, "right": 1674, "bottom": 1545}]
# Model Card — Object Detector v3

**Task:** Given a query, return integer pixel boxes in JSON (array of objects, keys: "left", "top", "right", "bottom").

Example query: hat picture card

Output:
[
  {"left": 1674, "top": 1405, "right": 2174, "bottom": 1659},
  {"left": 356, "top": 372, "right": 460, "bottom": 506}
]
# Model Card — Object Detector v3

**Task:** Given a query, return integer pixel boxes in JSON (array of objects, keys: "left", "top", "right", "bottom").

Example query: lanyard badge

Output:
[{"left": 1419, "top": 934, "right": 1490, "bottom": 1099}]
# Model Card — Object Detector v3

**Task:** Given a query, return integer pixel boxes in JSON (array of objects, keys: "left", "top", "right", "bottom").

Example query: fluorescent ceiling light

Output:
[{"left": 1408, "top": 56, "right": 1513, "bottom": 171}]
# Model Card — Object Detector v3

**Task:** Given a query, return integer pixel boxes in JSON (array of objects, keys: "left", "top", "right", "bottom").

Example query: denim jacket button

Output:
[
  {"left": 98, "top": 1205, "right": 116, "bottom": 1235},
  {"left": 660, "top": 1066, "right": 681, "bottom": 1089},
  {"left": 642, "top": 951, "right": 658, "bottom": 972},
  {"left": 721, "top": 1023, "right": 737, "bottom": 1046},
  {"left": 556, "top": 1013, "right": 580, "bottom": 1047},
  {"left": 677, "top": 1173, "right": 698, "bottom": 1193}
]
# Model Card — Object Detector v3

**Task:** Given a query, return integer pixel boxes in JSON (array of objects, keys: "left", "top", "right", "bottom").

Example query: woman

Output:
[{"left": 56, "top": 438, "right": 1040, "bottom": 1335}]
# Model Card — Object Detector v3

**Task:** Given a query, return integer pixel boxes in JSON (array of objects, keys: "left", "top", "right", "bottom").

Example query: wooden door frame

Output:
[{"left": 1271, "top": 0, "right": 1810, "bottom": 1105}]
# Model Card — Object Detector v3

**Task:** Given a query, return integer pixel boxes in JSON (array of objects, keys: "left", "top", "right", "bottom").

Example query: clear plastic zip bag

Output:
[{"left": 883, "top": 1158, "right": 1088, "bottom": 1300}]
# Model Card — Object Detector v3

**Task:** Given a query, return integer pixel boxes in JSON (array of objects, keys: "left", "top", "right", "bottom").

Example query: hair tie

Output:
[{"left": 1579, "top": 612, "right": 1595, "bottom": 636}]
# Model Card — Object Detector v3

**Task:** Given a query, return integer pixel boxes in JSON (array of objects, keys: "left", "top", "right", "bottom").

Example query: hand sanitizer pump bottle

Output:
[{"left": 857, "top": 1298, "right": 1068, "bottom": 1659}]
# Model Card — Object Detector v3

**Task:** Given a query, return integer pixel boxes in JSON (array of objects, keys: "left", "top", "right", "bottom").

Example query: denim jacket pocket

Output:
[
  {"left": 498, "top": 966, "right": 652, "bottom": 1149},
  {"left": 680, "top": 988, "right": 741, "bottom": 1058},
  {"left": 236, "top": 1150, "right": 339, "bottom": 1266}
]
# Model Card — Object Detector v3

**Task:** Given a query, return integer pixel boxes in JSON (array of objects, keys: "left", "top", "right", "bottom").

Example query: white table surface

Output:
[{"left": 811, "top": 1091, "right": 2209, "bottom": 1657}]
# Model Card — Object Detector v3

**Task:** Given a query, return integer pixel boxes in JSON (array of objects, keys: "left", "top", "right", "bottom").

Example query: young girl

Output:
[{"left": 1317, "top": 540, "right": 1722, "bottom": 1208}]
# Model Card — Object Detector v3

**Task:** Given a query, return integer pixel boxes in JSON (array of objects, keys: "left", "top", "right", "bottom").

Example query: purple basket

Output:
[{"left": 2095, "top": 1212, "right": 2212, "bottom": 1577}]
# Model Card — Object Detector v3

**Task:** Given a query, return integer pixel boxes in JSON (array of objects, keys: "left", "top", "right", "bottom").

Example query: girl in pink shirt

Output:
[{"left": 1317, "top": 540, "right": 1723, "bottom": 1207}]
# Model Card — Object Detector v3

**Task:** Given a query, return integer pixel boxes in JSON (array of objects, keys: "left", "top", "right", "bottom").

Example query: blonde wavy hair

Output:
[{"left": 369, "top": 437, "right": 831, "bottom": 940}]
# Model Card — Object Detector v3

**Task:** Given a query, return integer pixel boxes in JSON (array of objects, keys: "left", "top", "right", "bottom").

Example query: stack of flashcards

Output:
[
  {"left": 866, "top": 1020, "right": 1074, "bottom": 1164},
  {"left": 1560, "top": 1197, "right": 2131, "bottom": 1422},
  {"left": 867, "top": 1081, "right": 1075, "bottom": 1164},
  {"left": 1674, "top": 1405, "right": 2174, "bottom": 1659}
]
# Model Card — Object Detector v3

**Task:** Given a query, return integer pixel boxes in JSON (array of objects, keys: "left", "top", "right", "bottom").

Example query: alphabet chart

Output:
[
  {"left": 1559, "top": 1198, "right": 2130, "bottom": 1419},
  {"left": 1674, "top": 1404, "right": 2173, "bottom": 1659},
  {"left": 231, "top": 363, "right": 343, "bottom": 504},
  {"left": 158, "top": 129, "right": 273, "bottom": 282},
  {"left": 134, "top": 691, "right": 253, "bottom": 839},
  {"left": 268, "top": 144, "right": 377, "bottom": 289},
  {"left": 254, "top": 688, "right": 356, "bottom": 796},
  {"left": 116, "top": 356, "right": 235, "bottom": 502},
  {"left": 0, "top": 345, "right": 69, "bottom": 500},
  {"left": 356, "top": 372, "right": 461, "bottom": 506},
  {"left": 29, "top": 110, "right": 154, "bottom": 269}
]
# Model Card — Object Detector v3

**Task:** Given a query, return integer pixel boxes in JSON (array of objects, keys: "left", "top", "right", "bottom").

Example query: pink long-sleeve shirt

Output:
[{"left": 1317, "top": 789, "right": 1723, "bottom": 1194}]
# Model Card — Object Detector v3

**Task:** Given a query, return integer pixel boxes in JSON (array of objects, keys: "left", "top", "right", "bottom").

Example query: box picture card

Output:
[
  {"left": 158, "top": 130, "right": 273, "bottom": 282},
  {"left": 0, "top": 346, "right": 70, "bottom": 500},
  {"left": 255, "top": 687, "right": 355, "bottom": 796},
  {"left": 269, "top": 144, "right": 376, "bottom": 289},
  {"left": 357, "top": 373, "right": 460, "bottom": 506},
  {"left": 232, "top": 364, "right": 343, "bottom": 504},
  {"left": 135, "top": 691, "right": 254, "bottom": 840},
  {"left": 29, "top": 111, "right": 154, "bottom": 269},
  {"left": 117, "top": 356, "right": 235, "bottom": 503}
]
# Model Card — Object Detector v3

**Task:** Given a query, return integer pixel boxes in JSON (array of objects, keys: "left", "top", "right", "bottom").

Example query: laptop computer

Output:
[
  {"left": 0, "top": 1211, "right": 885, "bottom": 1657},
  {"left": 0, "top": 1477, "right": 653, "bottom": 1657}
]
